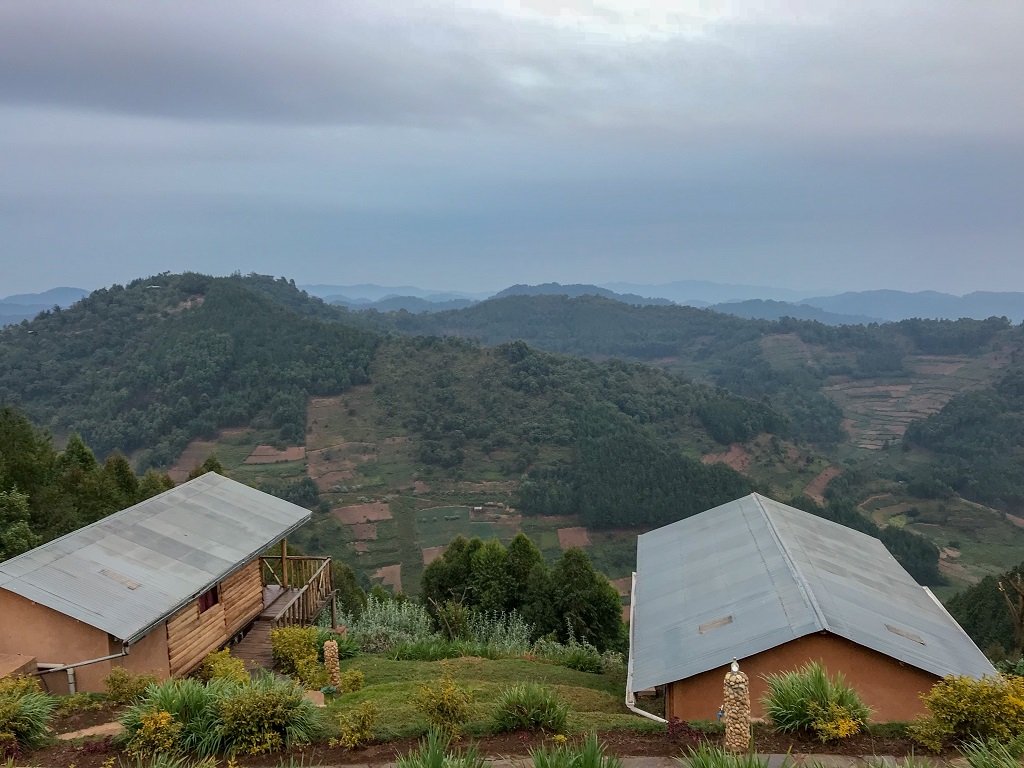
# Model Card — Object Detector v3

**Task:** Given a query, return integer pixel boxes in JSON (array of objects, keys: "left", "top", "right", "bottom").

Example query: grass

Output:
[{"left": 328, "top": 656, "right": 659, "bottom": 741}]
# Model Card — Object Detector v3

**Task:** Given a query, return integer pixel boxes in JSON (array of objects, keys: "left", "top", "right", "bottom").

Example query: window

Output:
[{"left": 198, "top": 586, "right": 219, "bottom": 613}]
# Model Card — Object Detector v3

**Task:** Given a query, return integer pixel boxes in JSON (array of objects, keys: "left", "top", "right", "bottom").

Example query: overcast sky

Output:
[{"left": 2, "top": 1, "right": 1022, "bottom": 295}]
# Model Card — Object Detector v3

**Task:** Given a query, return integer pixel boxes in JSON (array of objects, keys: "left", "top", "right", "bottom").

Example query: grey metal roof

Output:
[
  {"left": 630, "top": 493, "right": 995, "bottom": 691},
  {"left": 0, "top": 473, "right": 310, "bottom": 644}
]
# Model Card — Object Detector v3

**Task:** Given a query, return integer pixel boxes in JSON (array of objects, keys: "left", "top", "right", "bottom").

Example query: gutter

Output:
[
  {"left": 36, "top": 644, "right": 130, "bottom": 695},
  {"left": 625, "top": 570, "right": 668, "bottom": 724}
]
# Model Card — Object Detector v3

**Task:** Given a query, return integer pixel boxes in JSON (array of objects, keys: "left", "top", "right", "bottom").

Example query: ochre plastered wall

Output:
[
  {"left": 665, "top": 632, "right": 939, "bottom": 723},
  {"left": 0, "top": 589, "right": 109, "bottom": 693}
]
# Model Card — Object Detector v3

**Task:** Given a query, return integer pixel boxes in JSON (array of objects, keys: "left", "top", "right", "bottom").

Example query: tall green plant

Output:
[
  {"left": 761, "top": 662, "right": 870, "bottom": 740},
  {"left": 531, "top": 733, "right": 622, "bottom": 768},
  {"left": 396, "top": 728, "right": 488, "bottom": 768}
]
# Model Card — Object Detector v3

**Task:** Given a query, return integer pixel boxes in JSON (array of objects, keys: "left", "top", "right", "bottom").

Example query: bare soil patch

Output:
[
  {"left": 422, "top": 545, "right": 447, "bottom": 565},
  {"left": 940, "top": 547, "right": 961, "bottom": 559},
  {"left": 611, "top": 577, "right": 632, "bottom": 597},
  {"left": 1007, "top": 513, "right": 1024, "bottom": 528},
  {"left": 313, "top": 469, "right": 357, "bottom": 490},
  {"left": 167, "top": 436, "right": 228, "bottom": 483},
  {"left": 412, "top": 480, "right": 430, "bottom": 494},
  {"left": 804, "top": 466, "right": 841, "bottom": 505},
  {"left": 350, "top": 523, "right": 378, "bottom": 540},
  {"left": 333, "top": 502, "right": 392, "bottom": 524},
  {"left": 373, "top": 564, "right": 402, "bottom": 592},
  {"left": 915, "top": 361, "right": 965, "bottom": 375},
  {"left": 352, "top": 542, "right": 369, "bottom": 553},
  {"left": 557, "top": 527, "right": 591, "bottom": 549},
  {"left": 701, "top": 444, "right": 751, "bottom": 474},
  {"left": 939, "top": 559, "right": 981, "bottom": 584},
  {"left": 244, "top": 445, "right": 306, "bottom": 464}
]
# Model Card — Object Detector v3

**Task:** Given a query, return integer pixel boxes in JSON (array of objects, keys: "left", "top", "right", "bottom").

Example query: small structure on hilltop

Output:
[
  {"left": 0, "top": 473, "right": 333, "bottom": 693},
  {"left": 628, "top": 493, "right": 994, "bottom": 723}
]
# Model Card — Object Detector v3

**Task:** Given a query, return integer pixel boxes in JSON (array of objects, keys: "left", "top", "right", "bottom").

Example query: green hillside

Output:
[{"left": 3, "top": 273, "right": 1019, "bottom": 597}]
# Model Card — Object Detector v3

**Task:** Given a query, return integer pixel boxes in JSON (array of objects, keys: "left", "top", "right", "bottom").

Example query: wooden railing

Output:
[{"left": 260, "top": 556, "right": 335, "bottom": 628}]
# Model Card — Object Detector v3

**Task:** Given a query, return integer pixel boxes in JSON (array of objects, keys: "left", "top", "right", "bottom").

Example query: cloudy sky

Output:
[{"left": 2, "top": 1, "right": 1022, "bottom": 295}]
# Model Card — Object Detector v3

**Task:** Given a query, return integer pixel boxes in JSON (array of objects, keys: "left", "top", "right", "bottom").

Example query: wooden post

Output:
[{"left": 281, "top": 538, "right": 288, "bottom": 589}]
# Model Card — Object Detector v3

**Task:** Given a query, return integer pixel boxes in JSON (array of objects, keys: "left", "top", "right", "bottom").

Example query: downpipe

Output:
[
  {"left": 625, "top": 571, "right": 667, "bottom": 723},
  {"left": 35, "top": 644, "right": 130, "bottom": 694}
]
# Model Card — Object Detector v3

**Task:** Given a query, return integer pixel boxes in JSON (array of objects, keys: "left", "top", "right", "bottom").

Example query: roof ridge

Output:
[{"left": 752, "top": 493, "right": 829, "bottom": 632}]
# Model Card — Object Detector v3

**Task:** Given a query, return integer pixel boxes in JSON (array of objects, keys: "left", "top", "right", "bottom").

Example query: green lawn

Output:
[{"left": 329, "top": 656, "right": 662, "bottom": 740}]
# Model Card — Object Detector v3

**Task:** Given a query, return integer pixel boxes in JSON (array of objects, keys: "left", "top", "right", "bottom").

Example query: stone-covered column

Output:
[{"left": 723, "top": 659, "right": 751, "bottom": 753}]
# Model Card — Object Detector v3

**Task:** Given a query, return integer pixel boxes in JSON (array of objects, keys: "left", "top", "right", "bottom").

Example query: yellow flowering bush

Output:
[
  {"left": 333, "top": 701, "right": 379, "bottom": 748},
  {"left": 414, "top": 673, "right": 474, "bottom": 737},
  {"left": 909, "top": 674, "right": 1024, "bottom": 752},
  {"left": 199, "top": 649, "right": 249, "bottom": 685},
  {"left": 809, "top": 702, "right": 863, "bottom": 742},
  {"left": 339, "top": 669, "right": 364, "bottom": 694},
  {"left": 126, "top": 709, "right": 182, "bottom": 756}
]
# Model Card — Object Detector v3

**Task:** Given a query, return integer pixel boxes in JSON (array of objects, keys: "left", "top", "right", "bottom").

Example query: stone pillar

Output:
[
  {"left": 324, "top": 639, "right": 341, "bottom": 688},
  {"left": 723, "top": 660, "right": 751, "bottom": 753}
]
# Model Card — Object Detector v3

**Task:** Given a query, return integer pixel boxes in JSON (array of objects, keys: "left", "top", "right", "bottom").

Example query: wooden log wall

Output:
[
  {"left": 221, "top": 560, "right": 263, "bottom": 635},
  {"left": 166, "top": 559, "right": 263, "bottom": 676}
]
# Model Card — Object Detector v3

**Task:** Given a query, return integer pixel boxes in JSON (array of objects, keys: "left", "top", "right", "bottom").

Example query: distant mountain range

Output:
[
  {"left": 0, "top": 287, "right": 90, "bottom": 326},
  {"left": 5, "top": 282, "right": 1024, "bottom": 326}
]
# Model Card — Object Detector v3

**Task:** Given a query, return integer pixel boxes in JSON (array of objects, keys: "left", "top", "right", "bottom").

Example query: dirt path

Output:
[{"left": 804, "top": 466, "right": 841, "bottom": 505}]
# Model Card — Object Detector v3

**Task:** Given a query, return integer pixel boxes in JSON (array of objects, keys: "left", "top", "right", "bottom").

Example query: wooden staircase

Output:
[{"left": 232, "top": 587, "right": 296, "bottom": 673}]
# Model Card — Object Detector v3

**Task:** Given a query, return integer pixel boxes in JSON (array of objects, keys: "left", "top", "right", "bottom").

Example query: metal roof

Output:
[
  {"left": 0, "top": 473, "right": 311, "bottom": 644},
  {"left": 630, "top": 493, "right": 995, "bottom": 691}
]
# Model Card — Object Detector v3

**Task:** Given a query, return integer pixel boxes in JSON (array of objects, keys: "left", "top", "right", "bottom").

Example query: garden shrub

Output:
[
  {"left": 909, "top": 675, "right": 1024, "bottom": 752},
  {"left": 339, "top": 669, "right": 364, "bottom": 694},
  {"left": 0, "top": 676, "right": 56, "bottom": 756},
  {"left": 121, "top": 674, "right": 324, "bottom": 758},
  {"left": 530, "top": 732, "right": 623, "bottom": 768},
  {"left": 492, "top": 682, "right": 568, "bottom": 733},
  {"left": 126, "top": 709, "right": 183, "bottom": 757},
  {"left": 761, "top": 662, "right": 870, "bottom": 741},
  {"left": 334, "top": 701, "right": 379, "bottom": 749},
  {"left": 532, "top": 637, "right": 603, "bottom": 674},
  {"left": 344, "top": 596, "right": 435, "bottom": 654},
  {"left": 104, "top": 666, "right": 160, "bottom": 704},
  {"left": 198, "top": 649, "right": 248, "bottom": 685},
  {"left": 415, "top": 672, "right": 474, "bottom": 737},
  {"left": 270, "top": 626, "right": 319, "bottom": 675},
  {"left": 397, "top": 728, "right": 487, "bottom": 768}
]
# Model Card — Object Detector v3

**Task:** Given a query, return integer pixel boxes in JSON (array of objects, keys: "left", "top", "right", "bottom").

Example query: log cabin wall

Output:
[{"left": 165, "top": 559, "right": 263, "bottom": 676}]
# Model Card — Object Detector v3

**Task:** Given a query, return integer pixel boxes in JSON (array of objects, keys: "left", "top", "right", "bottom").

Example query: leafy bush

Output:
[
  {"left": 909, "top": 675, "right": 1024, "bottom": 752},
  {"left": 333, "top": 635, "right": 363, "bottom": 660},
  {"left": 126, "top": 709, "right": 183, "bottom": 757},
  {"left": 199, "top": 649, "right": 248, "bottom": 685},
  {"left": 682, "top": 743, "right": 768, "bottom": 768},
  {"left": 492, "top": 683, "right": 568, "bottom": 733},
  {"left": 532, "top": 637, "right": 603, "bottom": 674},
  {"left": 339, "top": 669, "right": 364, "bottom": 694},
  {"left": 219, "top": 677, "right": 324, "bottom": 755},
  {"left": 121, "top": 675, "right": 325, "bottom": 758},
  {"left": 270, "top": 626, "right": 328, "bottom": 688},
  {"left": 103, "top": 667, "right": 160, "bottom": 704},
  {"left": 397, "top": 728, "right": 487, "bottom": 768},
  {"left": 334, "top": 701, "right": 379, "bottom": 749},
  {"left": 530, "top": 732, "right": 623, "bottom": 768},
  {"left": 120, "top": 755, "right": 218, "bottom": 768},
  {"left": 415, "top": 673, "right": 475, "bottom": 737},
  {"left": 466, "top": 609, "right": 532, "bottom": 654},
  {"left": 270, "top": 626, "right": 319, "bottom": 675},
  {"left": 761, "top": 662, "right": 870, "bottom": 741},
  {"left": 344, "top": 596, "right": 435, "bottom": 654},
  {"left": 0, "top": 676, "right": 56, "bottom": 755}
]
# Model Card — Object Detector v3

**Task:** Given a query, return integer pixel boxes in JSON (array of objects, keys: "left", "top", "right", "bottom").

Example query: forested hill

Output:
[
  {"left": 350, "top": 294, "right": 1019, "bottom": 448},
  {"left": 0, "top": 273, "right": 378, "bottom": 469}
]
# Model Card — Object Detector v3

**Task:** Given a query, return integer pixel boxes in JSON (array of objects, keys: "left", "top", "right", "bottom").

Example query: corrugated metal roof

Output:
[
  {"left": 0, "top": 474, "right": 311, "bottom": 644},
  {"left": 630, "top": 493, "right": 995, "bottom": 691}
]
